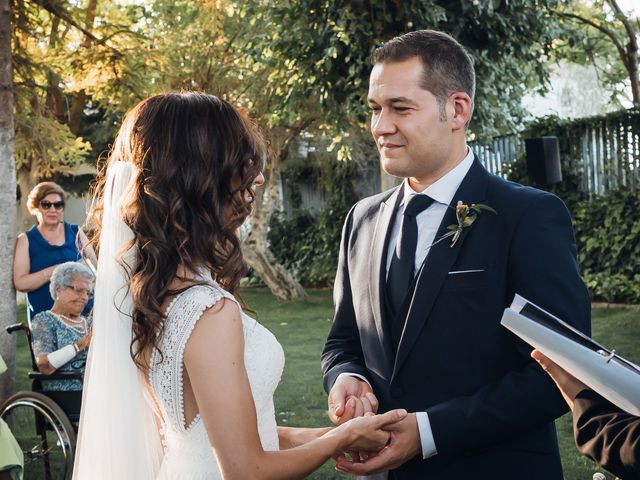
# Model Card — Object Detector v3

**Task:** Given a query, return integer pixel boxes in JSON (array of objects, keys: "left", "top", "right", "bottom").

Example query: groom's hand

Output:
[
  {"left": 328, "top": 375, "right": 378, "bottom": 425},
  {"left": 334, "top": 412, "right": 421, "bottom": 475}
]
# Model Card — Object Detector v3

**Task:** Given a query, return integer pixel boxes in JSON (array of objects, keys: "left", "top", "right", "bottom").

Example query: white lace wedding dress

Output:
[{"left": 148, "top": 282, "right": 285, "bottom": 479}]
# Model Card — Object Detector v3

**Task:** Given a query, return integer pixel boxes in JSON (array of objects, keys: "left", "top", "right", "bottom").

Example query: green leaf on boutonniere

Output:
[{"left": 471, "top": 204, "right": 497, "bottom": 214}]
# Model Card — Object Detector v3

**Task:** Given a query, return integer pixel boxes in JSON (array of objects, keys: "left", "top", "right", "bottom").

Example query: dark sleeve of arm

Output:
[
  {"left": 428, "top": 192, "right": 592, "bottom": 455},
  {"left": 574, "top": 389, "right": 640, "bottom": 479},
  {"left": 321, "top": 205, "right": 369, "bottom": 392}
]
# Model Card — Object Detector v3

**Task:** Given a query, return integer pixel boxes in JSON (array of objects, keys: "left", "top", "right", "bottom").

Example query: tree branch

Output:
[
  {"left": 101, "top": 28, "right": 147, "bottom": 43},
  {"left": 275, "top": 117, "right": 317, "bottom": 165},
  {"left": 553, "top": 9, "right": 628, "bottom": 66},
  {"left": 608, "top": 0, "right": 638, "bottom": 53},
  {"left": 13, "top": 80, "right": 49, "bottom": 91},
  {"left": 28, "top": 0, "right": 123, "bottom": 58}
]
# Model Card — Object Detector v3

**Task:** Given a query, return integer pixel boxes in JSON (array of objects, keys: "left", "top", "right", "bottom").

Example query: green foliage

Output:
[
  {"left": 14, "top": 113, "right": 91, "bottom": 177},
  {"left": 269, "top": 207, "right": 343, "bottom": 287},
  {"left": 551, "top": 0, "right": 639, "bottom": 106},
  {"left": 12, "top": 0, "right": 152, "bottom": 186},
  {"left": 269, "top": 156, "right": 360, "bottom": 286},
  {"left": 237, "top": 0, "right": 567, "bottom": 136},
  {"left": 11, "top": 1, "right": 585, "bottom": 179},
  {"left": 573, "top": 189, "right": 640, "bottom": 303},
  {"left": 14, "top": 1, "right": 577, "bottom": 196},
  {"left": 18, "top": 1, "right": 630, "bottom": 298},
  {"left": 524, "top": 107, "right": 640, "bottom": 134}
]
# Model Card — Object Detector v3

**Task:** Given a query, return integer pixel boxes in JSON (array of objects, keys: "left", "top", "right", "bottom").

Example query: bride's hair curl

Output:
[{"left": 88, "top": 92, "right": 265, "bottom": 372}]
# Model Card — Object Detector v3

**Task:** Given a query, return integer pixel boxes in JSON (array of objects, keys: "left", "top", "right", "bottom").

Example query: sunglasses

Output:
[
  {"left": 63, "top": 284, "right": 94, "bottom": 299},
  {"left": 39, "top": 200, "right": 65, "bottom": 210}
]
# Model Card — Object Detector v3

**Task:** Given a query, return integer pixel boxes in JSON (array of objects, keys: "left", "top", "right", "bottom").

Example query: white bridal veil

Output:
[{"left": 73, "top": 161, "right": 162, "bottom": 479}]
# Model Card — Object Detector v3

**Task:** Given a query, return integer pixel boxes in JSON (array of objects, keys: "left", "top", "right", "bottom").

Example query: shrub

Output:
[
  {"left": 269, "top": 201, "right": 350, "bottom": 287},
  {"left": 572, "top": 189, "right": 640, "bottom": 303},
  {"left": 269, "top": 155, "right": 360, "bottom": 287}
]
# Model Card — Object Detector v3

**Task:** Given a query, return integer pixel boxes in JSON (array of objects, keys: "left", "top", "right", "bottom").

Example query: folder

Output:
[{"left": 501, "top": 294, "right": 640, "bottom": 416}]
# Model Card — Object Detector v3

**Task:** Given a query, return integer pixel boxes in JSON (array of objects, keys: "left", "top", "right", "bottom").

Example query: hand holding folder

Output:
[{"left": 501, "top": 294, "right": 640, "bottom": 416}]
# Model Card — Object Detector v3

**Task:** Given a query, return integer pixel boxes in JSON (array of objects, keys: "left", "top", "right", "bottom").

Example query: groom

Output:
[{"left": 321, "top": 30, "right": 591, "bottom": 479}]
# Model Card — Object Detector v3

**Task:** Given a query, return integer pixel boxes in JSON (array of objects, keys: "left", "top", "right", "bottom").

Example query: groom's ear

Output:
[{"left": 448, "top": 92, "right": 472, "bottom": 131}]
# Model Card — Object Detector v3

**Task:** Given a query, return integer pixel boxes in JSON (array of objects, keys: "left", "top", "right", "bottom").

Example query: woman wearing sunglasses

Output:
[{"left": 13, "top": 181, "right": 96, "bottom": 319}]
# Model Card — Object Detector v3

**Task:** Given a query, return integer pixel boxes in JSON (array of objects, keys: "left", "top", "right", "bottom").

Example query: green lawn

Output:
[
  {"left": 10, "top": 291, "right": 640, "bottom": 480},
  {"left": 13, "top": 304, "right": 30, "bottom": 388}
]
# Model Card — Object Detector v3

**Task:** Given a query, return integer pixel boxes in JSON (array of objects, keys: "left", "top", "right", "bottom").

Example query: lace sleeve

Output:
[{"left": 151, "top": 284, "right": 234, "bottom": 431}]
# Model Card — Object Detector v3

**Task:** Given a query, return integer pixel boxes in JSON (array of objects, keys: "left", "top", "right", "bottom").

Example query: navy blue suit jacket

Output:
[{"left": 321, "top": 159, "right": 591, "bottom": 479}]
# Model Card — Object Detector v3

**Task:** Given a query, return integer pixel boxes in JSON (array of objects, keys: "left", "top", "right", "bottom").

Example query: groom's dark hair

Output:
[{"left": 372, "top": 29, "right": 475, "bottom": 120}]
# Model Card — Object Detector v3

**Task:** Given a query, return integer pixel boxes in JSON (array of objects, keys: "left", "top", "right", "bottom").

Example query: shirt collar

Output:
[{"left": 401, "top": 147, "right": 475, "bottom": 207}]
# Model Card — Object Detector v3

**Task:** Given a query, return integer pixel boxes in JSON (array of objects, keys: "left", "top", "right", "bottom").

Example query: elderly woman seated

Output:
[{"left": 31, "top": 261, "right": 94, "bottom": 391}]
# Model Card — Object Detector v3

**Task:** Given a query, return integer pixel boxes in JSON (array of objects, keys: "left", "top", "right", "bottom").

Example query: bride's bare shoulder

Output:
[
  {"left": 201, "top": 295, "right": 240, "bottom": 321},
  {"left": 184, "top": 297, "right": 244, "bottom": 359}
]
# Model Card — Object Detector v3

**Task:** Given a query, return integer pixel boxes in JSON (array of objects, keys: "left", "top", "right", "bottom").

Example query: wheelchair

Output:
[{"left": 1, "top": 322, "right": 83, "bottom": 480}]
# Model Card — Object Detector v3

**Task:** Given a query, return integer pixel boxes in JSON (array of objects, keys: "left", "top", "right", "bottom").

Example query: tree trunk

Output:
[
  {"left": 629, "top": 55, "right": 640, "bottom": 106},
  {"left": 68, "top": 89, "right": 87, "bottom": 135},
  {"left": 45, "top": 15, "right": 65, "bottom": 120},
  {"left": 242, "top": 123, "right": 308, "bottom": 300},
  {"left": 243, "top": 158, "right": 306, "bottom": 300},
  {"left": 0, "top": 0, "right": 18, "bottom": 400},
  {"left": 17, "top": 166, "right": 37, "bottom": 231},
  {"left": 608, "top": 0, "right": 640, "bottom": 105},
  {"left": 625, "top": 39, "right": 640, "bottom": 106}
]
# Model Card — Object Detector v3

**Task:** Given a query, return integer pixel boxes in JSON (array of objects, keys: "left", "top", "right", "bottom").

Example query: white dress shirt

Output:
[
  {"left": 385, "top": 148, "right": 475, "bottom": 276},
  {"left": 339, "top": 147, "right": 475, "bottom": 461}
]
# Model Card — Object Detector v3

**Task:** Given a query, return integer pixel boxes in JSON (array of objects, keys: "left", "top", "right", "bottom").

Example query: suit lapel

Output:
[
  {"left": 392, "top": 160, "right": 490, "bottom": 379},
  {"left": 368, "top": 186, "right": 403, "bottom": 378}
]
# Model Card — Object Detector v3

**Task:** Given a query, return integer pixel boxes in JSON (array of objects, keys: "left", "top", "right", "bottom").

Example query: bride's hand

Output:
[{"left": 336, "top": 409, "right": 407, "bottom": 453}]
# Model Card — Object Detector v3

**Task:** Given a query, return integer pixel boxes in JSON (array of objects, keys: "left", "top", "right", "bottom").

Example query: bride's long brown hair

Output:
[{"left": 88, "top": 92, "right": 265, "bottom": 372}]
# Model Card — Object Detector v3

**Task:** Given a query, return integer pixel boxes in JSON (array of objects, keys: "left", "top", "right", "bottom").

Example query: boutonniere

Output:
[{"left": 439, "top": 201, "right": 497, "bottom": 248}]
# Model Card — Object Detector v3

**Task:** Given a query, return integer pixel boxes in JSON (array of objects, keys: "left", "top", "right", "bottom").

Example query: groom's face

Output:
[{"left": 368, "top": 56, "right": 457, "bottom": 187}]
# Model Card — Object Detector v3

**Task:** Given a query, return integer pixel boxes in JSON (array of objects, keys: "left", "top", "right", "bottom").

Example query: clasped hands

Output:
[{"left": 327, "top": 375, "right": 421, "bottom": 475}]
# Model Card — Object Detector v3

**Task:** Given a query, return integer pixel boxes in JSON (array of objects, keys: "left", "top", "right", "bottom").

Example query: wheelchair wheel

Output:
[{"left": 1, "top": 390, "right": 76, "bottom": 480}]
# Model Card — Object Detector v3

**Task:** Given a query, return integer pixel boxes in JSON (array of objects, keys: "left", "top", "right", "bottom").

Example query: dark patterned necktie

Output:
[{"left": 386, "top": 194, "right": 434, "bottom": 347}]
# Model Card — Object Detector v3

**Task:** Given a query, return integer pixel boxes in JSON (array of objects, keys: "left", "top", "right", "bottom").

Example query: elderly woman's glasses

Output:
[
  {"left": 40, "top": 200, "right": 65, "bottom": 210},
  {"left": 64, "top": 284, "right": 94, "bottom": 298}
]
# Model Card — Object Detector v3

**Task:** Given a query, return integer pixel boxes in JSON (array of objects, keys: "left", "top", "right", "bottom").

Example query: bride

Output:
[{"left": 72, "top": 92, "right": 406, "bottom": 479}]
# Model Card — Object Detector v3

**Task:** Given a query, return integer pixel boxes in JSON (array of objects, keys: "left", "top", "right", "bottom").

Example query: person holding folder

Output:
[{"left": 532, "top": 349, "right": 640, "bottom": 480}]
